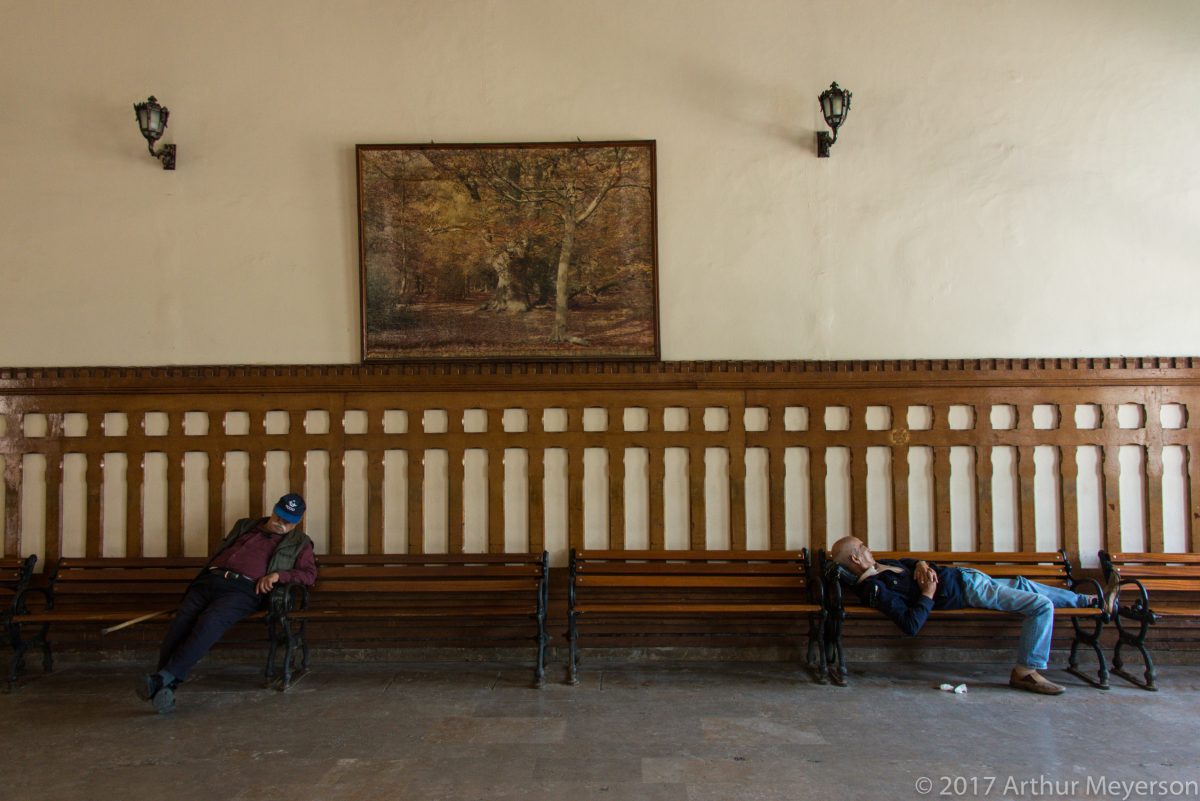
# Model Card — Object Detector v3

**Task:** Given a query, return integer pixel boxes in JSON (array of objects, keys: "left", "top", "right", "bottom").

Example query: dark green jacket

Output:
[{"left": 206, "top": 517, "right": 314, "bottom": 576}]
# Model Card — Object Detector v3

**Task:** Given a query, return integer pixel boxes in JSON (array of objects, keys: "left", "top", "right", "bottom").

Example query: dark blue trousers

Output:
[{"left": 157, "top": 573, "right": 263, "bottom": 681}]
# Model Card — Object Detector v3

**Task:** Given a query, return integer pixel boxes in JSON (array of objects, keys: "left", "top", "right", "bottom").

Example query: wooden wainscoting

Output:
[
  {"left": 2, "top": 358, "right": 1198, "bottom": 564},
  {"left": 2, "top": 358, "right": 1198, "bottom": 655}
]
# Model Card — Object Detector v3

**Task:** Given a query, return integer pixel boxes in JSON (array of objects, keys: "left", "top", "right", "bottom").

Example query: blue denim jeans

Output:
[{"left": 958, "top": 569, "right": 1093, "bottom": 670}]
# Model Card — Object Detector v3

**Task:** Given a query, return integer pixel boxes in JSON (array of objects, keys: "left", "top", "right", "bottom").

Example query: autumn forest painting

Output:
[{"left": 357, "top": 141, "right": 658, "bottom": 361}]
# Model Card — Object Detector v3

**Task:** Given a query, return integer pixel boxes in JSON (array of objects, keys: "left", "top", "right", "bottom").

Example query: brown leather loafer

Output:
[{"left": 1009, "top": 670, "right": 1065, "bottom": 696}]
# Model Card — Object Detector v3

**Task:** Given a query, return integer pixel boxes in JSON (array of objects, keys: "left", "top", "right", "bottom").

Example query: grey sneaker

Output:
[
  {"left": 152, "top": 684, "right": 176, "bottom": 714},
  {"left": 135, "top": 673, "right": 161, "bottom": 702}
]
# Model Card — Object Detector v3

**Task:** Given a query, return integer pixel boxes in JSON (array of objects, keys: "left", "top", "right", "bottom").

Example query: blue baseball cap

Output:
[{"left": 273, "top": 493, "right": 306, "bottom": 524}]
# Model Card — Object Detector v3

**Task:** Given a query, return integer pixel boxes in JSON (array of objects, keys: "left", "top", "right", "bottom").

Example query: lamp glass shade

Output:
[
  {"left": 818, "top": 83, "right": 851, "bottom": 131},
  {"left": 134, "top": 97, "right": 168, "bottom": 142}
]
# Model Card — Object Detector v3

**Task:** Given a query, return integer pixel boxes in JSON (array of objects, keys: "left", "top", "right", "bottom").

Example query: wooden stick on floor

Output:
[{"left": 101, "top": 608, "right": 174, "bottom": 635}]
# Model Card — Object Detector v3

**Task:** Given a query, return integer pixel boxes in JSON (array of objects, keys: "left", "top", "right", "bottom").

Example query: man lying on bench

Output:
[{"left": 829, "top": 537, "right": 1118, "bottom": 695}]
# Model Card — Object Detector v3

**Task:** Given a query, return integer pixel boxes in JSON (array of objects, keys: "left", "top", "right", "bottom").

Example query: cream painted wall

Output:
[{"left": 1, "top": 0, "right": 1198, "bottom": 366}]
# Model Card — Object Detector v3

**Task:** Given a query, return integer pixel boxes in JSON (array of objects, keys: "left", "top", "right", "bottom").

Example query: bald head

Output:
[{"left": 830, "top": 535, "right": 874, "bottom": 576}]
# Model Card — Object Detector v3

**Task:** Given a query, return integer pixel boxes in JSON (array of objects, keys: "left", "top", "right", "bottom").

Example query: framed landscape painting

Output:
[{"left": 357, "top": 141, "right": 659, "bottom": 362}]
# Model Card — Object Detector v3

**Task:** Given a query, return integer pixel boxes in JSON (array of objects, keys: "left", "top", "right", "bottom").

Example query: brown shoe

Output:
[{"left": 1009, "top": 669, "right": 1064, "bottom": 695}]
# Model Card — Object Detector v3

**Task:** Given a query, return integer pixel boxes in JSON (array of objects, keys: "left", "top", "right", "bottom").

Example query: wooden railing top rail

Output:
[{"left": 3, "top": 358, "right": 1200, "bottom": 395}]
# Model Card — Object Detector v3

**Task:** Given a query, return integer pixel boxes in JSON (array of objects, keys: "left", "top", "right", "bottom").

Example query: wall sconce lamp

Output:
[
  {"left": 816, "top": 82, "right": 852, "bottom": 158},
  {"left": 133, "top": 96, "right": 176, "bottom": 170}
]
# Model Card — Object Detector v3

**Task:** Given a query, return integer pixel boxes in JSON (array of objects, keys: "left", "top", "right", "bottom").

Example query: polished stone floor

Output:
[{"left": 2, "top": 657, "right": 1198, "bottom": 801}]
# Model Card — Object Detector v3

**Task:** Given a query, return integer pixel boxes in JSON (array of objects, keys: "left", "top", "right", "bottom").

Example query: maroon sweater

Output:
[{"left": 210, "top": 524, "right": 317, "bottom": 586}]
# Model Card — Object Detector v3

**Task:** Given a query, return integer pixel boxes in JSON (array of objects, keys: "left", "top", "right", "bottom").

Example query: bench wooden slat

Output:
[
  {"left": 18, "top": 609, "right": 267, "bottom": 623},
  {"left": 842, "top": 605, "right": 1101, "bottom": 618},
  {"left": 872, "top": 551, "right": 1066, "bottom": 564},
  {"left": 1107, "top": 566, "right": 1200, "bottom": 578},
  {"left": 576, "top": 575, "right": 807, "bottom": 589},
  {"left": 317, "top": 554, "right": 544, "bottom": 566},
  {"left": 576, "top": 563, "right": 804, "bottom": 575},
  {"left": 315, "top": 565, "right": 542, "bottom": 579},
  {"left": 312, "top": 579, "right": 540, "bottom": 593},
  {"left": 575, "top": 549, "right": 805, "bottom": 562},
  {"left": 576, "top": 603, "right": 821, "bottom": 614},
  {"left": 289, "top": 607, "right": 538, "bottom": 620},
  {"left": 1126, "top": 579, "right": 1200, "bottom": 592},
  {"left": 950, "top": 566, "right": 1066, "bottom": 577},
  {"left": 53, "top": 568, "right": 204, "bottom": 582},
  {"left": 1146, "top": 605, "right": 1200, "bottom": 616},
  {"left": 57, "top": 558, "right": 208, "bottom": 568},
  {"left": 1108, "top": 552, "right": 1200, "bottom": 565},
  {"left": 45, "top": 582, "right": 200, "bottom": 594}
]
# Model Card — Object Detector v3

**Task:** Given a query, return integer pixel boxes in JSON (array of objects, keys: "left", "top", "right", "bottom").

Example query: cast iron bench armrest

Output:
[
  {"left": 270, "top": 581, "right": 311, "bottom": 618},
  {"left": 12, "top": 585, "right": 53, "bottom": 616},
  {"left": 1094, "top": 550, "right": 1198, "bottom": 690}
]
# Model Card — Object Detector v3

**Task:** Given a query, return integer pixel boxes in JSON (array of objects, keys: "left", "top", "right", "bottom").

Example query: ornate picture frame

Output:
[{"left": 357, "top": 141, "right": 659, "bottom": 362}]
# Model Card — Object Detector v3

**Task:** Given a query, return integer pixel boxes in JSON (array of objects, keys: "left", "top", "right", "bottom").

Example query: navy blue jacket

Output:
[{"left": 853, "top": 559, "right": 967, "bottom": 636}]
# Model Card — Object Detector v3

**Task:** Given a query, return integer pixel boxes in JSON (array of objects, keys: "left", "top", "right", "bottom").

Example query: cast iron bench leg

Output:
[
  {"left": 1111, "top": 612, "right": 1157, "bottom": 691},
  {"left": 1066, "top": 615, "right": 1109, "bottom": 690},
  {"left": 567, "top": 611, "right": 579, "bottom": 685}
]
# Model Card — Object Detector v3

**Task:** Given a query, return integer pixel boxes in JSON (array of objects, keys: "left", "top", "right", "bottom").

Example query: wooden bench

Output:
[
  {"left": 1098, "top": 551, "right": 1200, "bottom": 691},
  {"left": 271, "top": 552, "right": 549, "bottom": 690},
  {"left": 821, "top": 550, "right": 1110, "bottom": 689},
  {"left": 5, "top": 557, "right": 274, "bottom": 690},
  {"left": 567, "top": 549, "right": 827, "bottom": 685}
]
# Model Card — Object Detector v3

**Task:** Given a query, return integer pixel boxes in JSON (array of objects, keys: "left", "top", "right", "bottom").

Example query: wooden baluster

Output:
[
  {"left": 932, "top": 445, "right": 952, "bottom": 551},
  {"left": 288, "top": 411, "right": 306, "bottom": 497},
  {"left": 1144, "top": 398, "right": 1164, "bottom": 553},
  {"left": 328, "top": 402, "right": 346, "bottom": 555},
  {"left": 809, "top": 444, "right": 827, "bottom": 552},
  {"left": 727, "top": 401, "right": 746, "bottom": 551},
  {"left": 975, "top": 442, "right": 993, "bottom": 552},
  {"left": 487, "top": 409, "right": 505, "bottom": 554},
  {"left": 2, "top": 415, "right": 22, "bottom": 557},
  {"left": 1059, "top": 443, "right": 1080, "bottom": 560},
  {"left": 405, "top": 442, "right": 423, "bottom": 556},
  {"left": 566, "top": 408, "right": 584, "bottom": 552},
  {"left": 85, "top": 412, "right": 104, "bottom": 558},
  {"left": 126, "top": 413, "right": 145, "bottom": 558},
  {"left": 1013, "top": 406, "right": 1036, "bottom": 553},
  {"left": 849, "top": 433, "right": 868, "bottom": 547},
  {"left": 607, "top": 406, "right": 625, "bottom": 551},
  {"left": 165, "top": 412, "right": 184, "bottom": 557},
  {"left": 366, "top": 408, "right": 385, "bottom": 555},
  {"left": 528, "top": 407, "right": 546, "bottom": 554},
  {"left": 767, "top": 405, "right": 786, "bottom": 550},
  {"left": 687, "top": 407, "right": 705, "bottom": 550},
  {"left": 849, "top": 448, "right": 868, "bottom": 546},
  {"left": 44, "top": 414, "right": 64, "bottom": 564},
  {"left": 446, "top": 408, "right": 464, "bottom": 554},
  {"left": 207, "top": 447, "right": 224, "bottom": 550},
  {"left": 1188, "top": 439, "right": 1200, "bottom": 554},
  {"left": 890, "top": 411, "right": 910, "bottom": 550},
  {"left": 1100, "top": 404, "right": 1123, "bottom": 553},
  {"left": 648, "top": 406, "right": 665, "bottom": 551}
]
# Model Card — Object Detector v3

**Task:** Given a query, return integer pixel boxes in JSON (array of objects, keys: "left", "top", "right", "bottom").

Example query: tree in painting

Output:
[{"left": 358, "top": 143, "right": 657, "bottom": 361}]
